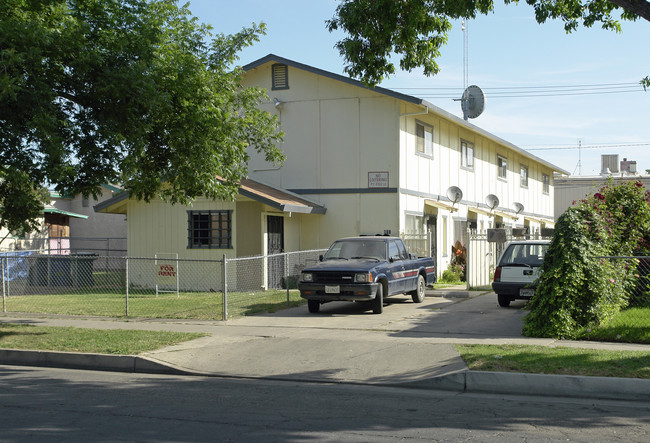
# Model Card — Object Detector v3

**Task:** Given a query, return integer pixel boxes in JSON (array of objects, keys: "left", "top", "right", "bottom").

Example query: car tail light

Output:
[{"left": 493, "top": 267, "right": 501, "bottom": 282}]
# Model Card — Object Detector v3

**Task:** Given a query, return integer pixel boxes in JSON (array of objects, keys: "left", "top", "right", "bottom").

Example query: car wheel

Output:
[
  {"left": 497, "top": 294, "right": 511, "bottom": 307},
  {"left": 373, "top": 282, "right": 384, "bottom": 314},
  {"left": 411, "top": 274, "right": 426, "bottom": 303},
  {"left": 307, "top": 299, "right": 320, "bottom": 313}
]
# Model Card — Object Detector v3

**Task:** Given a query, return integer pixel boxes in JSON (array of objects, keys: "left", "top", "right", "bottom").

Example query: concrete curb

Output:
[
  {"left": 3, "top": 349, "right": 649, "bottom": 402},
  {"left": 0, "top": 349, "right": 193, "bottom": 376},
  {"left": 405, "top": 370, "right": 650, "bottom": 402}
]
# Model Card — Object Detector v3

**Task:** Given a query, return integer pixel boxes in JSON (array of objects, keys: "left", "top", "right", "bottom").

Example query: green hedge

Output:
[{"left": 523, "top": 180, "right": 650, "bottom": 338}]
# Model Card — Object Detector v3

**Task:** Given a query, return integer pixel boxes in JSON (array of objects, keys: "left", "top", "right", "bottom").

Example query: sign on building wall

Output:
[{"left": 368, "top": 171, "right": 389, "bottom": 188}]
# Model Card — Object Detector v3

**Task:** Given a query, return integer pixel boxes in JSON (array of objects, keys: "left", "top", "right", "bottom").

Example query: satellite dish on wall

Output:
[
  {"left": 513, "top": 202, "right": 524, "bottom": 214},
  {"left": 446, "top": 186, "right": 463, "bottom": 205},
  {"left": 461, "top": 85, "right": 486, "bottom": 120},
  {"left": 485, "top": 194, "right": 499, "bottom": 210}
]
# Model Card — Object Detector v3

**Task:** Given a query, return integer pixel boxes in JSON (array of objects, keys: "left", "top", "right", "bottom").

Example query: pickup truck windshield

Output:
[{"left": 324, "top": 240, "right": 387, "bottom": 261}]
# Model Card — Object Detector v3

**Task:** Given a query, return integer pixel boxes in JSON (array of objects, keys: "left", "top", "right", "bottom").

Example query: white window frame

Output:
[
  {"left": 415, "top": 121, "right": 434, "bottom": 158},
  {"left": 461, "top": 140, "right": 474, "bottom": 170},
  {"left": 542, "top": 173, "right": 550, "bottom": 194},
  {"left": 497, "top": 155, "right": 507, "bottom": 180},
  {"left": 520, "top": 164, "right": 529, "bottom": 188}
]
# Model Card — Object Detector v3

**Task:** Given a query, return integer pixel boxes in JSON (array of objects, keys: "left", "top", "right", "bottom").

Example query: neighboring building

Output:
[
  {"left": 96, "top": 54, "right": 568, "bottom": 276},
  {"left": 0, "top": 203, "right": 87, "bottom": 253},
  {"left": 52, "top": 184, "right": 127, "bottom": 254},
  {"left": 554, "top": 155, "right": 649, "bottom": 219}
]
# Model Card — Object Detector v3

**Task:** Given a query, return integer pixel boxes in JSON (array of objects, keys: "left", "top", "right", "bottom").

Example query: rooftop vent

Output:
[{"left": 601, "top": 154, "right": 619, "bottom": 174}]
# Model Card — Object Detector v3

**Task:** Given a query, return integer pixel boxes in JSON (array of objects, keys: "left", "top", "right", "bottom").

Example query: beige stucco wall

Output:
[
  {"left": 243, "top": 59, "right": 560, "bottom": 275},
  {"left": 243, "top": 62, "right": 401, "bottom": 248},
  {"left": 126, "top": 197, "right": 237, "bottom": 259}
]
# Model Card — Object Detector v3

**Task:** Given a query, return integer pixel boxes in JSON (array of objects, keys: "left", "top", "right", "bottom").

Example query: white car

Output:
[{"left": 492, "top": 240, "right": 550, "bottom": 307}]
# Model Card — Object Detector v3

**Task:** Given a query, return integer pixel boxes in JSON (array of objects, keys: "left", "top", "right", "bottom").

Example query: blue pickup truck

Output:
[{"left": 299, "top": 236, "right": 436, "bottom": 314}]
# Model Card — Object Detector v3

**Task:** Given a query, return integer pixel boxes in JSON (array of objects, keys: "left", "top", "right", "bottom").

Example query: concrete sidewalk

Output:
[{"left": 2, "top": 290, "right": 650, "bottom": 401}]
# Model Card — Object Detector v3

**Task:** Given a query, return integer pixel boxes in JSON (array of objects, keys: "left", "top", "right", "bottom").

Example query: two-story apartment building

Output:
[
  {"left": 241, "top": 55, "right": 568, "bottom": 271},
  {"left": 96, "top": 54, "right": 568, "bottom": 277}
]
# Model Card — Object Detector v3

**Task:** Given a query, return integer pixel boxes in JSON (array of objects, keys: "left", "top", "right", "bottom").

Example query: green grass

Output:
[
  {"left": 577, "top": 307, "right": 650, "bottom": 344},
  {"left": 3, "top": 289, "right": 305, "bottom": 320},
  {"left": 0, "top": 323, "right": 206, "bottom": 354},
  {"left": 455, "top": 344, "right": 650, "bottom": 379},
  {"left": 432, "top": 283, "right": 465, "bottom": 289}
]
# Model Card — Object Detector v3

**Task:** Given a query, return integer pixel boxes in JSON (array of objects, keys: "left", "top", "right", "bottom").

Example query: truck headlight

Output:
[
  {"left": 354, "top": 273, "right": 372, "bottom": 283},
  {"left": 301, "top": 272, "right": 313, "bottom": 282}
]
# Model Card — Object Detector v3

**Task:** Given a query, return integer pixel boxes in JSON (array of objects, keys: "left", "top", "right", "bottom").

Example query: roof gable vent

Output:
[{"left": 272, "top": 64, "right": 289, "bottom": 90}]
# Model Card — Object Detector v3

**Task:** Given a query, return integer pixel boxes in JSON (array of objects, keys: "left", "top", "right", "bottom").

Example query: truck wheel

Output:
[
  {"left": 373, "top": 283, "right": 384, "bottom": 314},
  {"left": 497, "top": 294, "right": 511, "bottom": 307},
  {"left": 411, "top": 274, "right": 426, "bottom": 303},
  {"left": 308, "top": 300, "right": 320, "bottom": 313}
]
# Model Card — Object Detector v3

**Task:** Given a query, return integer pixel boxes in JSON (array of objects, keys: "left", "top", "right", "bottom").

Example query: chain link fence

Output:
[
  {"left": 1, "top": 249, "right": 325, "bottom": 320},
  {"left": 596, "top": 256, "right": 650, "bottom": 321}
]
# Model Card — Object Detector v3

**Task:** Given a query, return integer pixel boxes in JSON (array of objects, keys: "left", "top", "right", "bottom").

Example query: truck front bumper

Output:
[{"left": 299, "top": 282, "right": 379, "bottom": 302}]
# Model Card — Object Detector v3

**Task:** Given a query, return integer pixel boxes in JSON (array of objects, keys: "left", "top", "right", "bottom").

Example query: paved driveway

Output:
[
  {"left": 228, "top": 290, "right": 531, "bottom": 341},
  {"left": 144, "top": 291, "right": 546, "bottom": 384}
]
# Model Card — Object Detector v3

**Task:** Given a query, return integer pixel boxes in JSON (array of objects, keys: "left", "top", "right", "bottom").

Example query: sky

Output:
[{"left": 186, "top": 0, "right": 649, "bottom": 176}]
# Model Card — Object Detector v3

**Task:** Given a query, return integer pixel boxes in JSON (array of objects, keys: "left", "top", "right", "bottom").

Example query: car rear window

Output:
[{"left": 500, "top": 243, "right": 548, "bottom": 267}]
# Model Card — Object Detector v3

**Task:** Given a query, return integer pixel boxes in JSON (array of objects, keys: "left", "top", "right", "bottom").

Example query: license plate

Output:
[
  {"left": 520, "top": 288, "right": 534, "bottom": 297},
  {"left": 325, "top": 285, "right": 340, "bottom": 294}
]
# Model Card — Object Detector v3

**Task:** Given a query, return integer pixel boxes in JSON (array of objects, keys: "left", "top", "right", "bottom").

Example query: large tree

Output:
[
  {"left": 327, "top": 0, "right": 650, "bottom": 88},
  {"left": 0, "top": 0, "right": 284, "bottom": 241}
]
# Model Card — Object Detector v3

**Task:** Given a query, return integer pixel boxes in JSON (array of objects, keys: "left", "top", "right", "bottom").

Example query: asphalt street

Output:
[
  {"left": 1, "top": 289, "right": 650, "bottom": 401},
  {"left": 1, "top": 365, "right": 649, "bottom": 442}
]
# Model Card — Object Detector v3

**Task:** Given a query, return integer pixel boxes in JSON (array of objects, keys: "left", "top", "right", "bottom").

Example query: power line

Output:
[
  {"left": 389, "top": 82, "right": 646, "bottom": 99},
  {"left": 525, "top": 142, "right": 650, "bottom": 151},
  {"left": 394, "top": 82, "right": 640, "bottom": 90}
]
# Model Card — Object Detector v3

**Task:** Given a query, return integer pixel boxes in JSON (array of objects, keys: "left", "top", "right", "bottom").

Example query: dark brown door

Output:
[{"left": 267, "top": 216, "right": 284, "bottom": 288}]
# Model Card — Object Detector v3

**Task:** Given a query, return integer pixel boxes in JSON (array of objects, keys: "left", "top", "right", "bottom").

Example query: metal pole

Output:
[
  {"left": 2, "top": 257, "right": 6, "bottom": 313},
  {"left": 285, "top": 252, "right": 290, "bottom": 305},
  {"left": 222, "top": 254, "right": 228, "bottom": 321},
  {"left": 125, "top": 257, "right": 129, "bottom": 316},
  {"left": 466, "top": 227, "right": 471, "bottom": 291}
]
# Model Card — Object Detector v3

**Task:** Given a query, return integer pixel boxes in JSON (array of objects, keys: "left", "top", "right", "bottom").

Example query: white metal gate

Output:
[{"left": 466, "top": 234, "right": 503, "bottom": 289}]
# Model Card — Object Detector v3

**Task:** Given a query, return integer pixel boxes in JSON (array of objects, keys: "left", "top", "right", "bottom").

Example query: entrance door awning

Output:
[
  {"left": 493, "top": 210, "right": 519, "bottom": 221},
  {"left": 424, "top": 199, "right": 458, "bottom": 212},
  {"left": 237, "top": 178, "right": 327, "bottom": 214},
  {"left": 524, "top": 215, "right": 555, "bottom": 227},
  {"left": 468, "top": 206, "right": 493, "bottom": 217}
]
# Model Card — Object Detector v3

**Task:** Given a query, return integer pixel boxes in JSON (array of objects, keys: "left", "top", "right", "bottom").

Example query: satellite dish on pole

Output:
[
  {"left": 513, "top": 202, "right": 524, "bottom": 214},
  {"left": 446, "top": 186, "right": 463, "bottom": 206},
  {"left": 461, "top": 85, "right": 486, "bottom": 120},
  {"left": 485, "top": 194, "right": 500, "bottom": 210}
]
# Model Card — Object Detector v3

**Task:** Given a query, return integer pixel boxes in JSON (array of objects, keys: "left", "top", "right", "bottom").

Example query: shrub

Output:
[
  {"left": 450, "top": 241, "right": 466, "bottom": 281},
  {"left": 523, "top": 180, "right": 650, "bottom": 338},
  {"left": 440, "top": 263, "right": 464, "bottom": 283}
]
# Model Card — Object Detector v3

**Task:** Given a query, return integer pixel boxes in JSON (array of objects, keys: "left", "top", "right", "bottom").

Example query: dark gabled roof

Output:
[
  {"left": 243, "top": 54, "right": 423, "bottom": 106},
  {"left": 94, "top": 177, "right": 326, "bottom": 215},
  {"left": 243, "top": 54, "right": 570, "bottom": 176}
]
